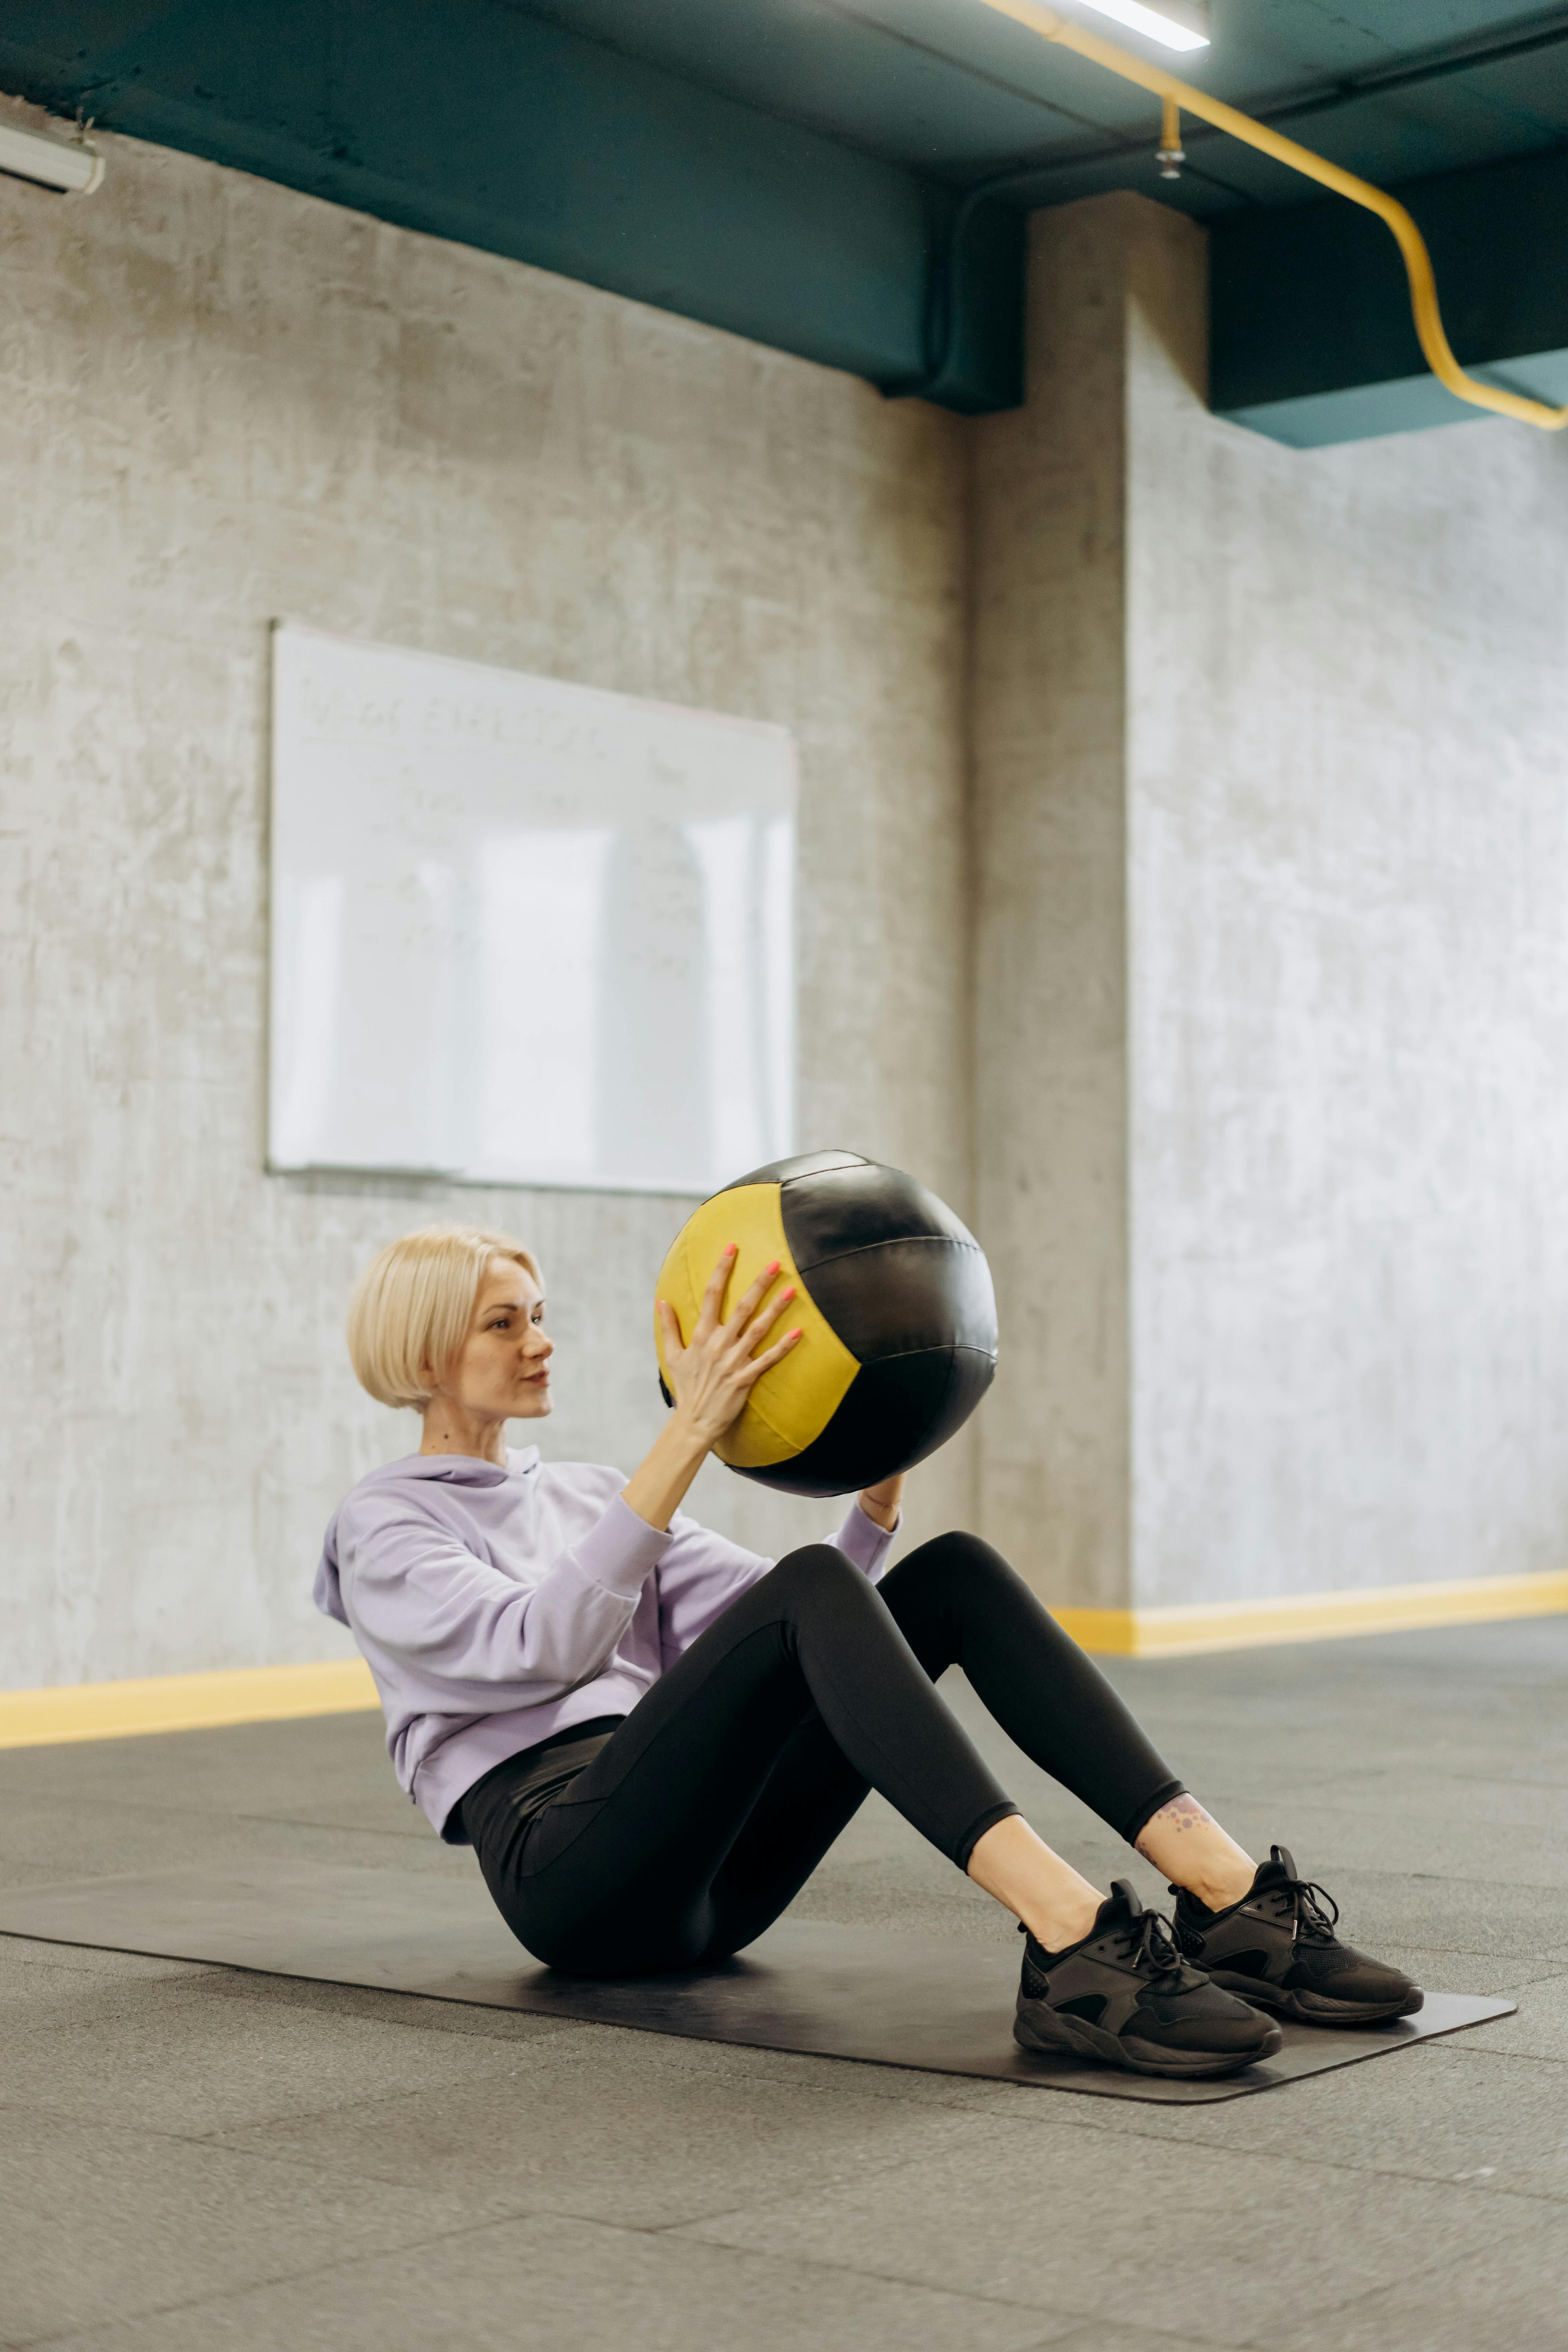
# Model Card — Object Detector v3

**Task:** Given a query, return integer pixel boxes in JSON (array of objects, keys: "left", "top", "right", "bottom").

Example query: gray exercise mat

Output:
[{"left": 0, "top": 1860, "right": 1515, "bottom": 2106}]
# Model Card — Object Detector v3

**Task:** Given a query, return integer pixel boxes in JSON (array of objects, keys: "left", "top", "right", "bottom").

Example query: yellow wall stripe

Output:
[
  {"left": 0, "top": 1658, "right": 380, "bottom": 1750},
  {"left": 2, "top": 1565, "right": 1565, "bottom": 1750},
  {"left": 1054, "top": 1567, "right": 1568, "bottom": 1658}
]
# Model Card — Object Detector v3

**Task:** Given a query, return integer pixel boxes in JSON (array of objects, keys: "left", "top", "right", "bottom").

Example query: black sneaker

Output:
[
  {"left": 1013, "top": 1880, "right": 1283, "bottom": 2079},
  {"left": 1172, "top": 1846, "right": 1423, "bottom": 2026}
]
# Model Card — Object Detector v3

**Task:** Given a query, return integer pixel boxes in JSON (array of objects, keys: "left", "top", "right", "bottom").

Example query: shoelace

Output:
[
  {"left": 1114, "top": 1907, "right": 1187, "bottom": 1982},
  {"left": 1282, "top": 1874, "right": 1341, "bottom": 1945}
]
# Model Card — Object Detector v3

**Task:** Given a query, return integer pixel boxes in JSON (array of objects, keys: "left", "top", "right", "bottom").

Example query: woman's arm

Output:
[
  {"left": 337, "top": 1494, "right": 663, "bottom": 1710},
  {"left": 857, "top": 1475, "right": 905, "bottom": 1534},
  {"left": 336, "top": 1256, "right": 799, "bottom": 1707},
  {"left": 622, "top": 1249, "right": 802, "bottom": 1530}
]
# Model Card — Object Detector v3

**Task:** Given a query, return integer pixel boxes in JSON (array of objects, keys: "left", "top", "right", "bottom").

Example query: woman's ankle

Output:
[
  {"left": 966, "top": 1815, "right": 1105, "bottom": 1953},
  {"left": 1179, "top": 1864, "right": 1256, "bottom": 1913},
  {"left": 1024, "top": 1889, "right": 1104, "bottom": 1954},
  {"left": 1135, "top": 1795, "right": 1256, "bottom": 1911}
]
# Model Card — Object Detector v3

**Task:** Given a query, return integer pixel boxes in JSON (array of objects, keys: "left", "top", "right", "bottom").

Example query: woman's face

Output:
[{"left": 432, "top": 1257, "right": 554, "bottom": 1426}]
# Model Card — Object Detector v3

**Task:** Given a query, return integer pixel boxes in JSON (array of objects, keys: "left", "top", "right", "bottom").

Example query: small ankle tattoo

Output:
[{"left": 1135, "top": 1795, "right": 1216, "bottom": 1860}]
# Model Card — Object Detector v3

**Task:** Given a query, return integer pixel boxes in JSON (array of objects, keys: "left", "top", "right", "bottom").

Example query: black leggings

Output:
[{"left": 461, "top": 1533, "right": 1183, "bottom": 1976}]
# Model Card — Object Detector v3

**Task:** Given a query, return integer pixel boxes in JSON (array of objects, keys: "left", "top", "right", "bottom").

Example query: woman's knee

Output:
[
  {"left": 762, "top": 1544, "right": 887, "bottom": 1640},
  {"left": 887, "top": 1528, "right": 1014, "bottom": 1592},
  {"left": 878, "top": 1531, "right": 1049, "bottom": 1649},
  {"left": 768, "top": 1542, "right": 869, "bottom": 1599}
]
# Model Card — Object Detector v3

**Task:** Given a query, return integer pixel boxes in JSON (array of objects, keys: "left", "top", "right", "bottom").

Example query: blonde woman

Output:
[{"left": 316, "top": 1224, "right": 1419, "bottom": 2079}]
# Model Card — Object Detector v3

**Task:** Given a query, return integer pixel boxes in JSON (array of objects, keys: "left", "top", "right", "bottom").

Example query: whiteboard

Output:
[{"left": 268, "top": 623, "right": 796, "bottom": 1193}]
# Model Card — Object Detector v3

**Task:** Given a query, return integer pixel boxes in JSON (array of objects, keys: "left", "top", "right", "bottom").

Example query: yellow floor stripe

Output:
[
  {"left": 1054, "top": 1568, "right": 1568, "bottom": 1657},
  {"left": 0, "top": 1658, "right": 380, "bottom": 1749}
]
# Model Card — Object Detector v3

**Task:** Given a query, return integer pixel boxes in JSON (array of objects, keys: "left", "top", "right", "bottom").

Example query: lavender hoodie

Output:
[{"left": 314, "top": 1446, "right": 896, "bottom": 1840}]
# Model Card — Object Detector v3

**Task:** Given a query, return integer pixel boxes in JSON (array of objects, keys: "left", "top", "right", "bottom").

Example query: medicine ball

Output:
[{"left": 654, "top": 1150, "right": 998, "bottom": 1497}]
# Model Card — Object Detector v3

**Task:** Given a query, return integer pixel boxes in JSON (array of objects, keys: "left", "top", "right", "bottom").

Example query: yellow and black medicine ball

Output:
[{"left": 654, "top": 1151, "right": 998, "bottom": 1497}]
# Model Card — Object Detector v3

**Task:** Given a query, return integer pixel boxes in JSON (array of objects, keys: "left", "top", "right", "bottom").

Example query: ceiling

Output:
[
  {"left": 4, "top": 2, "right": 1566, "bottom": 441},
  {"left": 512, "top": 0, "right": 1568, "bottom": 215}
]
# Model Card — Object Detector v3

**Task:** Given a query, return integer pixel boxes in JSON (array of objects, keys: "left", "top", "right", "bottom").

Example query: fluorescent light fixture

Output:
[
  {"left": 1070, "top": 0, "right": 1209, "bottom": 51},
  {"left": 0, "top": 119, "right": 104, "bottom": 195}
]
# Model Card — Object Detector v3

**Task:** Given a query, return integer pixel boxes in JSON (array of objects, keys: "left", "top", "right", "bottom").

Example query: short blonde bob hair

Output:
[{"left": 347, "top": 1225, "right": 543, "bottom": 1410}]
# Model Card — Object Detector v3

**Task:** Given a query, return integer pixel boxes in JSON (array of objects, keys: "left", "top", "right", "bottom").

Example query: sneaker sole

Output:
[
  {"left": 1014, "top": 2001, "right": 1283, "bottom": 2079},
  {"left": 1210, "top": 1972, "right": 1425, "bottom": 2025}
]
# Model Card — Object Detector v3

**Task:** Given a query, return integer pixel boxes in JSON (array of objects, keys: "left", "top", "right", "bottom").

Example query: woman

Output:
[{"left": 317, "top": 1223, "right": 1420, "bottom": 2080}]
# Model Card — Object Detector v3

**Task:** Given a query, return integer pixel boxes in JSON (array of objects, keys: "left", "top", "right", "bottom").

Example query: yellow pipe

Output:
[{"left": 971, "top": 0, "right": 1568, "bottom": 432}]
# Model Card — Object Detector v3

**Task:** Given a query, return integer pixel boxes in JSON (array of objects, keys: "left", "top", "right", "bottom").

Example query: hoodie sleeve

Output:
[
  {"left": 829, "top": 1497, "right": 899, "bottom": 1581},
  {"left": 655, "top": 1497, "right": 899, "bottom": 1668},
  {"left": 335, "top": 1489, "right": 670, "bottom": 1712}
]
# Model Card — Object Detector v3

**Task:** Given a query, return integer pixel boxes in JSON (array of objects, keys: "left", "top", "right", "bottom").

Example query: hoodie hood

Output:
[{"left": 313, "top": 1447, "right": 541, "bottom": 1624}]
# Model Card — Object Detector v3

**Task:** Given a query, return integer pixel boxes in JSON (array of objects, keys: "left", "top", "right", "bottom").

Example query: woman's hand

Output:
[
  {"left": 858, "top": 1474, "right": 904, "bottom": 1533},
  {"left": 658, "top": 1248, "right": 802, "bottom": 1446},
  {"left": 623, "top": 1251, "right": 803, "bottom": 1534}
]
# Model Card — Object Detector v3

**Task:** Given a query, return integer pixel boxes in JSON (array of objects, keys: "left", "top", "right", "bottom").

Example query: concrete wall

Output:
[
  {"left": 9, "top": 109, "right": 1568, "bottom": 1691},
  {"left": 0, "top": 102, "right": 974, "bottom": 1692},
  {"left": 975, "top": 193, "right": 1568, "bottom": 1613}
]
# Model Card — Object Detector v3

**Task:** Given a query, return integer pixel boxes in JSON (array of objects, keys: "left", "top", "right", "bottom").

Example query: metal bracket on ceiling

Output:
[{"left": 1155, "top": 93, "right": 1183, "bottom": 180}]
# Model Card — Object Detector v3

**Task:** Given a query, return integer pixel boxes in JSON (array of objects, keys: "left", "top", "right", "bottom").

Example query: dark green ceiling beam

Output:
[
  {"left": 1210, "top": 142, "right": 1568, "bottom": 447},
  {"left": 0, "top": 0, "right": 1024, "bottom": 414},
  {"left": 9, "top": 2, "right": 1565, "bottom": 447}
]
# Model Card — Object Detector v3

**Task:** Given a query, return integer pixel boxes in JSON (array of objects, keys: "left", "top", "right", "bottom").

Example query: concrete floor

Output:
[{"left": 2, "top": 1619, "right": 1566, "bottom": 2350}]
